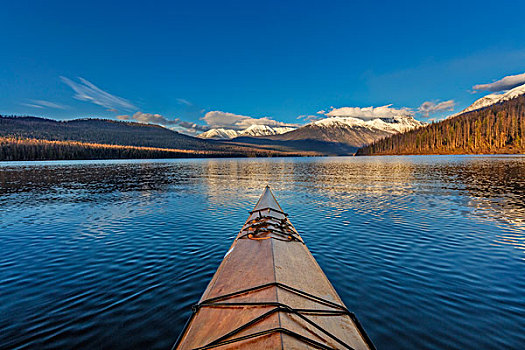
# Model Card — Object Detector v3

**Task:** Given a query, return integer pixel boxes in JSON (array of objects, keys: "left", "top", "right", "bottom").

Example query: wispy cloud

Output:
[
  {"left": 61, "top": 76, "right": 136, "bottom": 111},
  {"left": 202, "top": 111, "right": 298, "bottom": 130},
  {"left": 21, "top": 99, "right": 67, "bottom": 109},
  {"left": 297, "top": 114, "right": 323, "bottom": 122},
  {"left": 472, "top": 72, "right": 525, "bottom": 92},
  {"left": 21, "top": 103, "right": 44, "bottom": 109},
  {"left": 418, "top": 100, "right": 455, "bottom": 117},
  {"left": 322, "top": 105, "right": 414, "bottom": 120},
  {"left": 176, "top": 98, "right": 193, "bottom": 106}
]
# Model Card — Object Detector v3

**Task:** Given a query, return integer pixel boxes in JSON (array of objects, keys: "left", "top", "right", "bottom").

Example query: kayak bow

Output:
[{"left": 173, "top": 186, "right": 375, "bottom": 350}]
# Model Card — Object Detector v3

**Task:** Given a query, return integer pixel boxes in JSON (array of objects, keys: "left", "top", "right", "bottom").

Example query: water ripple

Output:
[{"left": 0, "top": 156, "right": 524, "bottom": 349}]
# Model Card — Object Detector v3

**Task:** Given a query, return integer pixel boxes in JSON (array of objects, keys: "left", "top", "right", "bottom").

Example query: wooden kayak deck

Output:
[{"left": 174, "top": 186, "right": 374, "bottom": 350}]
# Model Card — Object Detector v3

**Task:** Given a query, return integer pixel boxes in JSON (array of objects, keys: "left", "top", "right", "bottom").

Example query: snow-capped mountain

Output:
[
  {"left": 456, "top": 83, "right": 525, "bottom": 116},
  {"left": 310, "top": 115, "right": 424, "bottom": 134},
  {"left": 267, "top": 115, "right": 425, "bottom": 146},
  {"left": 198, "top": 125, "right": 296, "bottom": 139},
  {"left": 239, "top": 124, "right": 295, "bottom": 137},
  {"left": 197, "top": 128, "right": 240, "bottom": 139},
  {"left": 230, "top": 115, "right": 425, "bottom": 154}
]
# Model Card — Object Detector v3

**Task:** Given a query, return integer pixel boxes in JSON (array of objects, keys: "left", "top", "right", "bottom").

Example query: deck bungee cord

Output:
[
  {"left": 173, "top": 282, "right": 375, "bottom": 350},
  {"left": 238, "top": 213, "right": 302, "bottom": 242}
]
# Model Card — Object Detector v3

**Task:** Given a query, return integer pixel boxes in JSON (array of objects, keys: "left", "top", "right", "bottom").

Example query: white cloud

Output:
[
  {"left": 201, "top": 111, "right": 299, "bottom": 130},
  {"left": 61, "top": 76, "right": 136, "bottom": 111},
  {"left": 117, "top": 112, "right": 210, "bottom": 133},
  {"left": 322, "top": 105, "right": 414, "bottom": 120},
  {"left": 177, "top": 120, "right": 209, "bottom": 132},
  {"left": 21, "top": 99, "right": 67, "bottom": 109},
  {"left": 117, "top": 111, "right": 178, "bottom": 125},
  {"left": 472, "top": 72, "right": 525, "bottom": 92},
  {"left": 418, "top": 100, "right": 455, "bottom": 117}
]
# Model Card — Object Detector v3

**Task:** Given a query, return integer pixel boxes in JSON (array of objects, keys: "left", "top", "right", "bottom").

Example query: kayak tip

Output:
[{"left": 253, "top": 185, "right": 283, "bottom": 213}]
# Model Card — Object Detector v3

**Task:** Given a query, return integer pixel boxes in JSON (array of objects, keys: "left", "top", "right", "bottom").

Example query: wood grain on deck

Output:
[{"left": 175, "top": 187, "right": 373, "bottom": 349}]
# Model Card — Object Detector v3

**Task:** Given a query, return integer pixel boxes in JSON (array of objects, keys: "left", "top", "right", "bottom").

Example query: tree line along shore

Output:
[
  {"left": 357, "top": 95, "right": 525, "bottom": 156},
  {"left": 0, "top": 137, "right": 315, "bottom": 161}
]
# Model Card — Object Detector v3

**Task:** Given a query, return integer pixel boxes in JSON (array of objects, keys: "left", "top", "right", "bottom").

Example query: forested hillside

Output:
[
  {"left": 0, "top": 137, "right": 313, "bottom": 161},
  {"left": 0, "top": 116, "right": 316, "bottom": 160},
  {"left": 356, "top": 95, "right": 525, "bottom": 155},
  {"left": 0, "top": 116, "right": 220, "bottom": 150},
  {"left": 0, "top": 137, "right": 212, "bottom": 161}
]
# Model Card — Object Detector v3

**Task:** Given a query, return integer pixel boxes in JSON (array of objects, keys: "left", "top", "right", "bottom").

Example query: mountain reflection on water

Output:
[{"left": 0, "top": 156, "right": 524, "bottom": 349}]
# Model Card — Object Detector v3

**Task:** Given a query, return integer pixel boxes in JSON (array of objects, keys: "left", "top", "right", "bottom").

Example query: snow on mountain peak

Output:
[
  {"left": 458, "top": 82, "right": 525, "bottom": 115},
  {"left": 198, "top": 125, "right": 296, "bottom": 139},
  {"left": 197, "top": 128, "right": 240, "bottom": 139},
  {"left": 198, "top": 110, "right": 425, "bottom": 141},
  {"left": 239, "top": 124, "right": 295, "bottom": 137},
  {"left": 310, "top": 115, "right": 424, "bottom": 133}
]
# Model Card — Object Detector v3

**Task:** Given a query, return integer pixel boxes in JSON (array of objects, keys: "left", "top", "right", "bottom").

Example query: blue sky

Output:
[{"left": 2, "top": 0, "right": 525, "bottom": 133}]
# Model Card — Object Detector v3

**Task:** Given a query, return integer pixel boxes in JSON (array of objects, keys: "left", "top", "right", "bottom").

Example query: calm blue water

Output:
[{"left": 0, "top": 156, "right": 524, "bottom": 349}]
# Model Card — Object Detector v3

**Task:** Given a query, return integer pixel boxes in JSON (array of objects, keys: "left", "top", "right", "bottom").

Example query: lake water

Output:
[{"left": 0, "top": 156, "right": 524, "bottom": 349}]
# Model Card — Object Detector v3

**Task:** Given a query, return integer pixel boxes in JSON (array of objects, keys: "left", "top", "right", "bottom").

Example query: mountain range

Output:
[
  {"left": 201, "top": 83, "right": 525, "bottom": 152},
  {"left": 227, "top": 84, "right": 525, "bottom": 156},
  {"left": 198, "top": 125, "right": 296, "bottom": 139},
  {"left": 0, "top": 116, "right": 316, "bottom": 161},
  {"left": 220, "top": 115, "right": 425, "bottom": 155},
  {"left": 2, "top": 82, "right": 524, "bottom": 161}
]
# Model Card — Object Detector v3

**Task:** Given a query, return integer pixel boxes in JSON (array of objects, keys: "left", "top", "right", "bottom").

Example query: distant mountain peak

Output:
[
  {"left": 197, "top": 128, "right": 240, "bottom": 140},
  {"left": 309, "top": 115, "right": 424, "bottom": 134},
  {"left": 239, "top": 125, "right": 295, "bottom": 137},
  {"left": 198, "top": 125, "right": 296, "bottom": 139}
]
